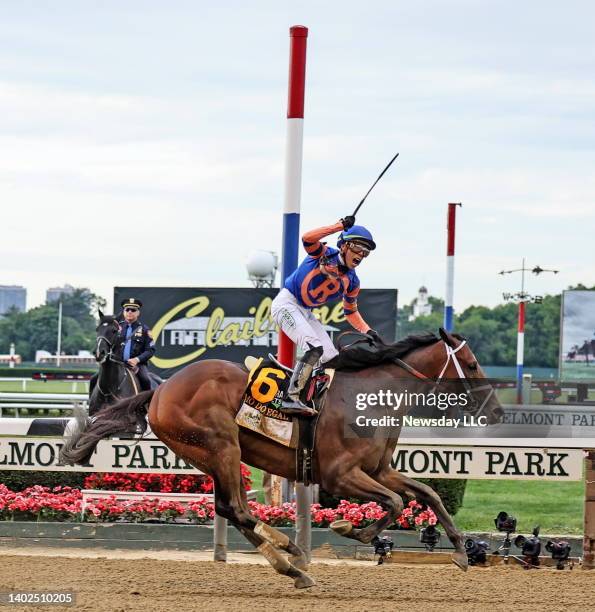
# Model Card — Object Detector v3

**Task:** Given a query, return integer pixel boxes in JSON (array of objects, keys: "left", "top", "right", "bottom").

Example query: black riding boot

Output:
[
  {"left": 88, "top": 373, "right": 98, "bottom": 398},
  {"left": 136, "top": 364, "right": 151, "bottom": 391},
  {"left": 279, "top": 345, "right": 324, "bottom": 417}
]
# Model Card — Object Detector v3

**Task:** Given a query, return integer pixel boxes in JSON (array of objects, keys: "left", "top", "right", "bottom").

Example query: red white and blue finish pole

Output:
[
  {"left": 516, "top": 257, "right": 527, "bottom": 404},
  {"left": 444, "top": 203, "right": 461, "bottom": 332},
  {"left": 278, "top": 26, "right": 311, "bottom": 552},
  {"left": 278, "top": 25, "right": 308, "bottom": 368},
  {"left": 516, "top": 300, "right": 525, "bottom": 404}
]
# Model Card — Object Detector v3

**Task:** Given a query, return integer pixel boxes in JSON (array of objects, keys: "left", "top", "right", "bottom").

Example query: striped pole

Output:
[
  {"left": 516, "top": 300, "right": 525, "bottom": 404},
  {"left": 278, "top": 25, "right": 308, "bottom": 366},
  {"left": 278, "top": 25, "right": 311, "bottom": 562},
  {"left": 444, "top": 203, "right": 461, "bottom": 332}
]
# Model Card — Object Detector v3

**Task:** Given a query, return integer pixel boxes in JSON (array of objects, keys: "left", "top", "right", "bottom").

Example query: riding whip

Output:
[{"left": 352, "top": 152, "right": 399, "bottom": 217}]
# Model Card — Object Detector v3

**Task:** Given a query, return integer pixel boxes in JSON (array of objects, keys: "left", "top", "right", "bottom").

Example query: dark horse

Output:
[
  {"left": 89, "top": 312, "right": 142, "bottom": 416},
  {"left": 62, "top": 328, "right": 503, "bottom": 588}
]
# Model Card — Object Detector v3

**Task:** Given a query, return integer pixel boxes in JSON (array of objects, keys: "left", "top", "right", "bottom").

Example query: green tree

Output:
[
  {"left": 397, "top": 285, "right": 593, "bottom": 368},
  {"left": 0, "top": 288, "right": 106, "bottom": 361},
  {"left": 397, "top": 296, "right": 445, "bottom": 338}
]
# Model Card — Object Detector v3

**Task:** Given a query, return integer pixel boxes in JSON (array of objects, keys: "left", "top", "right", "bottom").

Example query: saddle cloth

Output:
[{"left": 235, "top": 355, "right": 334, "bottom": 449}]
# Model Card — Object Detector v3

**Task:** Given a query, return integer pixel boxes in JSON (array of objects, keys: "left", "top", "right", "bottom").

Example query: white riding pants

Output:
[{"left": 271, "top": 288, "right": 339, "bottom": 363}]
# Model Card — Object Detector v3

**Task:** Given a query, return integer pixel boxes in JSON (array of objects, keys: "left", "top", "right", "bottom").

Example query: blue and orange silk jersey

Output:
[{"left": 283, "top": 222, "right": 370, "bottom": 333}]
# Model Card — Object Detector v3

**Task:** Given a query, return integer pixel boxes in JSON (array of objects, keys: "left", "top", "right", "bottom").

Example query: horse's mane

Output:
[
  {"left": 382, "top": 332, "right": 441, "bottom": 357},
  {"left": 328, "top": 331, "right": 465, "bottom": 371}
]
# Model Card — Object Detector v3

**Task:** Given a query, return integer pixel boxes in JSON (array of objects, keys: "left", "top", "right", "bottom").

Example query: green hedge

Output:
[
  {"left": 418, "top": 478, "right": 467, "bottom": 516},
  {"left": 0, "top": 471, "right": 87, "bottom": 491}
]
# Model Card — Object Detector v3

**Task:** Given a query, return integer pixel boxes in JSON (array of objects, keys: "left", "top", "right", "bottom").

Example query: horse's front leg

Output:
[
  {"left": 323, "top": 467, "right": 404, "bottom": 544},
  {"left": 376, "top": 469, "right": 468, "bottom": 571}
]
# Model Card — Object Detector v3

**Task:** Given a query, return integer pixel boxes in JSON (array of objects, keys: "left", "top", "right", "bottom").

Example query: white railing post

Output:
[
  {"left": 213, "top": 484, "right": 227, "bottom": 562},
  {"left": 295, "top": 482, "right": 312, "bottom": 563}
]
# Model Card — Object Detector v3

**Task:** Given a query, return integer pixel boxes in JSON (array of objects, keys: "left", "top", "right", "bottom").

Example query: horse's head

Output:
[
  {"left": 95, "top": 310, "right": 121, "bottom": 364},
  {"left": 435, "top": 327, "right": 504, "bottom": 424}
]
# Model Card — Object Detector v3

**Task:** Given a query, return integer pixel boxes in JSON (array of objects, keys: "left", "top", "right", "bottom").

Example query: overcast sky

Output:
[{"left": 1, "top": 1, "right": 593, "bottom": 312}]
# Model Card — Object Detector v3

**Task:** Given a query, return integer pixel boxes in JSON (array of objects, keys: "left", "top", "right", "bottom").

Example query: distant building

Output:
[
  {"left": 35, "top": 349, "right": 95, "bottom": 365},
  {"left": 0, "top": 285, "right": 26, "bottom": 315},
  {"left": 46, "top": 284, "right": 76, "bottom": 303},
  {"left": 409, "top": 286, "right": 433, "bottom": 321},
  {"left": 0, "top": 354, "right": 22, "bottom": 365}
]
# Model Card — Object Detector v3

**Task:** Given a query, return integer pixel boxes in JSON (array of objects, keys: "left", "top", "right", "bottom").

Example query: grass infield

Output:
[{"left": 455, "top": 479, "right": 584, "bottom": 535}]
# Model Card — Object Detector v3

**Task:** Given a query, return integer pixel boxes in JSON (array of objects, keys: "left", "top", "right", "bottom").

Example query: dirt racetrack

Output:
[{"left": 1, "top": 550, "right": 594, "bottom": 612}]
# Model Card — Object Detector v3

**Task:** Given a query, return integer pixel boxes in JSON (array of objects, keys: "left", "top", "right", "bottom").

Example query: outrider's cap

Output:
[{"left": 121, "top": 298, "right": 143, "bottom": 309}]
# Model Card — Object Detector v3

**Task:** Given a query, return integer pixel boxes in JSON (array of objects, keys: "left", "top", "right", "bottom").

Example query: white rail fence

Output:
[
  {"left": 0, "top": 392, "right": 88, "bottom": 417},
  {"left": 0, "top": 378, "right": 89, "bottom": 393}
]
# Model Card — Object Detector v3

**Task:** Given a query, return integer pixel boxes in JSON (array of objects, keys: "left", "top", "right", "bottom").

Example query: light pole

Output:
[
  {"left": 56, "top": 301, "right": 63, "bottom": 368},
  {"left": 499, "top": 259, "right": 558, "bottom": 403}
]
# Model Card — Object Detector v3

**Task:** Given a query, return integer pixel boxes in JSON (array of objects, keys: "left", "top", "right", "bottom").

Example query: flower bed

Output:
[
  {"left": 0, "top": 483, "right": 437, "bottom": 529},
  {"left": 82, "top": 464, "right": 252, "bottom": 494}
]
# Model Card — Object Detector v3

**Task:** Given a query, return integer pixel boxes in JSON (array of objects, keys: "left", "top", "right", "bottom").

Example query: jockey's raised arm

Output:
[
  {"left": 271, "top": 216, "right": 380, "bottom": 415},
  {"left": 301, "top": 221, "right": 344, "bottom": 258}
]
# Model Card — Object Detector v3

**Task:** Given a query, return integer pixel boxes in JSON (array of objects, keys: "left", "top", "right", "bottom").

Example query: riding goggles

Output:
[{"left": 346, "top": 241, "right": 371, "bottom": 257}]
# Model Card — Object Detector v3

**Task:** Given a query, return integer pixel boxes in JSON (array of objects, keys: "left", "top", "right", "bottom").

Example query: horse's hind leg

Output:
[
  {"left": 325, "top": 467, "right": 404, "bottom": 544},
  {"left": 211, "top": 464, "right": 315, "bottom": 588},
  {"left": 253, "top": 519, "right": 309, "bottom": 571},
  {"left": 156, "top": 415, "right": 314, "bottom": 585},
  {"left": 377, "top": 470, "right": 468, "bottom": 571},
  {"left": 164, "top": 432, "right": 314, "bottom": 587}
]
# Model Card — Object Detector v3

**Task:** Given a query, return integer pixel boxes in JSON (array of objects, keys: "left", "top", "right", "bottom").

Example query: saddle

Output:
[{"left": 236, "top": 354, "right": 334, "bottom": 485}]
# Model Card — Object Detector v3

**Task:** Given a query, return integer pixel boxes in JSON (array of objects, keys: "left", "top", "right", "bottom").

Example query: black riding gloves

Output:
[
  {"left": 341, "top": 215, "right": 356, "bottom": 230},
  {"left": 367, "top": 329, "right": 384, "bottom": 344}
]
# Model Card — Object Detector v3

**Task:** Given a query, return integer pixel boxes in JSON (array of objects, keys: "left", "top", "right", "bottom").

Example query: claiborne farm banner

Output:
[{"left": 114, "top": 287, "right": 398, "bottom": 377}]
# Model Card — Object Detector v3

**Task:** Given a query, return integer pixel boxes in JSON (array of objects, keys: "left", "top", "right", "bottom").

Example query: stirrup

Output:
[{"left": 278, "top": 396, "right": 316, "bottom": 417}]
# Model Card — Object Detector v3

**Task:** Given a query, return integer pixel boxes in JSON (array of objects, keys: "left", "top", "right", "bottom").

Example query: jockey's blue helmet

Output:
[{"left": 337, "top": 225, "right": 376, "bottom": 251}]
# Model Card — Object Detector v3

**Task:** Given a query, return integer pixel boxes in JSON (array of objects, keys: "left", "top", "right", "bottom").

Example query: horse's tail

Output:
[{"left": 59, "top": 390, "right": 155, "bottom": 466}]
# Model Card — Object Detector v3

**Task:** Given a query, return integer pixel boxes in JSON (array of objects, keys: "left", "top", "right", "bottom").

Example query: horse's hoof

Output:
[
  {"left": 330, "top": 519, "right": 353, "bottom": 536},
  {"left": 293, "top": 572, "right": 316, "bottom": 589},
  {"left": 452, "top": 551, "right": 469, "bottom": 572},
  {"left": 289, "top": 555, "right": 309, "bottom": 571}
]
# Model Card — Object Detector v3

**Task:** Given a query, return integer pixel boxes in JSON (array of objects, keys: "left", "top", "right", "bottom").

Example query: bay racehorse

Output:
[{"left": 61, "top": 328, "right": 502, "bottom": 588}]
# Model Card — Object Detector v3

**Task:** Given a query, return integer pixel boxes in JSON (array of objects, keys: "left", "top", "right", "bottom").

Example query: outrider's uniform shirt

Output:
[
  {"left": 116, "top": 320, "right": 155, "bottom": 364},
  {"left": 283, "top": 222, "right": 370, "bottom": 332}
]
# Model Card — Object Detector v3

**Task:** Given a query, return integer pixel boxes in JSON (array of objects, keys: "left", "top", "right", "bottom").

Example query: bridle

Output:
[
  {"left": 95, "top": 325, "right": 125, "bottom": 365},
  {"left": 429, "top": 341, "right": 496, "bottom": 416},
  {"left": 391, "top": 340, "right": 496, "bottom": 416}
]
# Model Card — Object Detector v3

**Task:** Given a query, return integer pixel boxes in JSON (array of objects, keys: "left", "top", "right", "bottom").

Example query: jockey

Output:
[{"left": 271, "top": 215, "right": 382, "bottom": 416}]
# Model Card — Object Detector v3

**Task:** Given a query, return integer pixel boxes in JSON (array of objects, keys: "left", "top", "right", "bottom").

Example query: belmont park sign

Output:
[
  {"left": 0, "top": 438, "right": 197, "bottom": 474},
  {"left": 0, "top": 437, "right": 583, "bottom": 481}
]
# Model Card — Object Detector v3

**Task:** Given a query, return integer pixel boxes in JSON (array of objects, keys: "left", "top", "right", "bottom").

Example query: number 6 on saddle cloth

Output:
[{"left": 235, "top": 355, "right": 334, "bottom": 450}]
